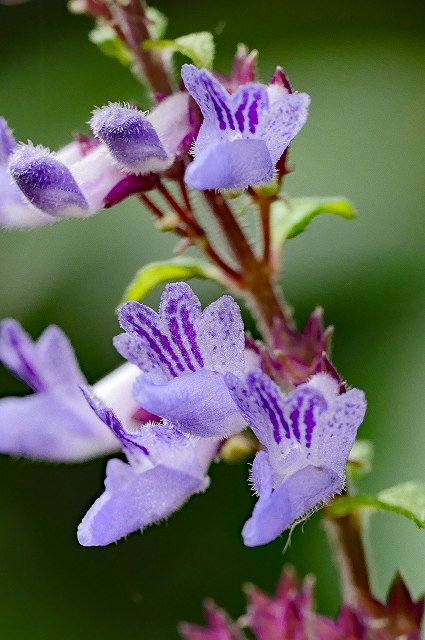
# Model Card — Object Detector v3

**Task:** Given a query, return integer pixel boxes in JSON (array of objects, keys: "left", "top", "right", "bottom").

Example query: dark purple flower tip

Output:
[
  {"left": 0, "top": 117, "right": 16, "bottom": 165},
  {"left": 230, "top": 43, "right": 258, "bottom": 88},
  {"left": 270, "top": 66, "right": 293, "bottom": 93},
  {"left": 90, "top": 102, "right": 168, "bottom": 173},
  {"left": 9, "top": 143, "right": 88, "bottom": 215}
]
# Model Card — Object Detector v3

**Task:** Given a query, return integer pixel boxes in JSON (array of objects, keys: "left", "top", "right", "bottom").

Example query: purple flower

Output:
[
  {"left": 114, "top": 282, "right": 246, "bottom": 438},
  {"left": 9, "top": 143, "right": 89, "bottom": 215},
  {"left": 0, "top": 319, "right": 128, "bottom": 462},
  {"left": 77, "top": 388, "right": 218, "bottom": 546},
  {"left": 225, "top": 371, "right": 366, "bottom": 546},
  {"left": 8, "top": 141, "right": 125, "bottom": 219},
  {"left": 90, "top": 92, "right": 191, "bottom": 174},
  {"left": 0, "top": 117, "right": 55, "bottom": 227},
  {"left": 181, "top": 64, "right": 310, "bottom": 190}
]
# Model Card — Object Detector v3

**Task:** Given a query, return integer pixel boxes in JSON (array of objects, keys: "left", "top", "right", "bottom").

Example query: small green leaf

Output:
[
  {"left": 271, "top": 196, "right": 356, "bottom": 252},
  {"left": 145, "top": 6, "right": 168, "bottom": 40},
  {"left": 347, "top": 439, "right": 374, "bottom": 480},
  {"left": 144, "top": 31, "right": 215, "bottom": 69},
  {"left": 377, "top": 483, "right": 425, "bottom": 527},
  {"left": 89, "top": 24, "right": 133, "bottom": 66},
  {"left": 328, "top": 482, "right": 425, "bottom": 528},
  {"left": 122, "top": 257, "right": 222, "bottom": 303}
]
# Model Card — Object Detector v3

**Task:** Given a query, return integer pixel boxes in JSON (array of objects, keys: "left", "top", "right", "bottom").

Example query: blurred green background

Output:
[{"left": 0, "top": 1, "right": 424, "bottom": 638}]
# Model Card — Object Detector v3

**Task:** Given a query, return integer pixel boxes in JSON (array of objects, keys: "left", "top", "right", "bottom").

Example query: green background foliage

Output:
[{"left": 0, "top": 1, "right": 424, "bottom": 638}]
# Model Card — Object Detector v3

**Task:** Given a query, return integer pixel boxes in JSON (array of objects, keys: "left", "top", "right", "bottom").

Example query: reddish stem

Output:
[
  {"left": 141, "top": 186, "right": 240, "bottom": 282},
  {"left": 178, "top": 177, "right": 193, "bottom": 215},
  {"left": 323, "top": 506, "right": 371, "bottom": 610},
  {"left": 248, "top": 187, "right": 273, "bottom": 267},
  {"left": 203, "top": 190, "right": 291, "bottom": 342},
  {"left": 112, "top": 0, "right": 173, "bottom": 94},
  {"left": 139, "top": 193, "right": 164, "bottom": 220},
  {"left": 157, "top": 182, "right": 204, "bottom": 236}
]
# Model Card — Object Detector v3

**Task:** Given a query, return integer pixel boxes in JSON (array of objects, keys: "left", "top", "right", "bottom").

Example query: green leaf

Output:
[
  {"left": 122, "top": 257, "right": 222, "bottom": 303},
  {"left": 89, "top": 24, "right": 133, "bottom": 66},
  {"left": 347, "top": 439, "right": 374, "bottom": 480},
  {"left": 328, "top": 482, "right": 425, "bottom": 528},
  {"left": 270, "top": 196, "right": 356, "bottom": 251},
  {"left": 143, "top": 31, "right": 215, "bottom": 69},
  {"left": 145, "top": 6, "right": 168, "bottom": 40}
]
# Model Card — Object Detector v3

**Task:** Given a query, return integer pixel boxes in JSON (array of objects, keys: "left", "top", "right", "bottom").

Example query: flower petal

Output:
[
  {"left": 198, "top": 295, "right": 245, "bottom": 375},
  {"left": 225, "top": 371, "right": 280, "bottom": 448},
  {"left": 90, "top": 103, "right": 169, "bottom": 174},
  {"left": 185, "top": 139, "right": 274, "bottom": 191},
  {"left": 0, "top": 167, "right": 55, "bottom": 228},
  {"left": 242, "top": 463, "right": 341, "bottom": 546},
  {"left": 0, "top": 320, "right": 84, "bottom": 392},
  {"left": 134, "top": 369, "right": 245, "bottom": 438},
  {"left": 117, "top": 300, "right": 189, "bottom": 380},
  {"left": 257, "top": 92, "right": 310, "bottom": 164},
  {"left": 148, "top": 91, "right": 191, "bottom": 157},
  {"left": 0, "top": 391, "right": 118, "bottom": 462},
  {"left": 159, "top": 282, "right": 204, "bottom": 373},
  {"left": 77, "top": 458, "right": 209, "bottom": 546},
  {"left": 9, "top": 143, "right": 89, "bottom": 215},
  {"left": 313, "top": 388, "right": 367, "bottom": 477}
]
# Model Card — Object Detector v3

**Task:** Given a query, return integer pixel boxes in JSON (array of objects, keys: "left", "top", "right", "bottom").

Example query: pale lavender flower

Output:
[
  {"left": 90, "top": 92, "right": 190, "bottom": 174},
  {"left": 114, "top": 282, "right": 246, "bottom": 438},
  {"left": 0, "top": 319, "right": 133, "bottom": 462},
  {"left": 77, "top": 388, "right": 218, "bottom": 546},
  {"left": 225, "top": 371, "right": 366, "bottom": 546},
  {"left": 0, "top": 117, "right": 55, "bottom": 227},
  {"left": 181, "top": 64, "right": 310, "bottom": 190}
]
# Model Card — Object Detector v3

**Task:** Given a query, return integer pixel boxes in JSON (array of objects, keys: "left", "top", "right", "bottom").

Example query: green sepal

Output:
[
  {"left": 270, "top": 196, "right": 356, "bottom": 251},
  {"left": 145, "top": 6, "right": 168, "bottom": 40},
  {"left": 143, "top": 31, "right": 215, "bottom": 69},
  {"left": 122, "top": 257, "right": 223, "bottom": 303},
  {"left": 329, "top": 482, "right": 425, "bottom": 529},
  {"left": 89, "top": 24, "right": 134, "bottom": 67}
]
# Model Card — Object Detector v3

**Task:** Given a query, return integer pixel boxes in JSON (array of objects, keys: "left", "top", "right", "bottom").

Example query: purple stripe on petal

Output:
[
  {"left": 119, "top": 303, "right": 185, "bottom": 377},
  {"left": 234, "top": 89, "right": 249, "bottom": 132},
  {"left": 204, "top": 75, "right": 235, "bottom": 131},
  {"left": 180, "top": 306, "right": 204, "bottom": 367},
  {"left": 0, "top": 321, "right": 44, "bottom": 392},
  {"left": 255, "top": 386, "right": 283, "bottom": 444},
  {"left": 248, "top": 92, "right": 262, "bottom": 134},
  {"left": 81, "top": 387, "right": 149, "bottom": 458},
  {"left": 126, "top": 314, "right": 180, "bottom": 377},
  {"left": 249, "top": 375, "right": 290, "bottom": 444},
  {"left": 289, "top": 395, "right": 302, "bottom": 442},
  {"left": 304, "top": 395, "right": 326, "bottom": 449},
  {"left": 168, "top": 315, "right": 196, "bottom": 372}
]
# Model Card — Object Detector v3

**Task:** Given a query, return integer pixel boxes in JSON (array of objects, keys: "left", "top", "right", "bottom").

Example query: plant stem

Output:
[
  {"left": 323, "top": 507, "right": 371, "bottom": 609},
  {"left": 140, "top": 186, "right": 240, "bottom": 282},
  {"left": 113, "top": 0, "right": 173, "bottom": 94},
  {"left": 203, "top": 190, "right": 292, "bottom": 343}
]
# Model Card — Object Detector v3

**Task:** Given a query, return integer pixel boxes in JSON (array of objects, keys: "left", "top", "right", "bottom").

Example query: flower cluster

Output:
[
  {"left": 0, "top": 282, "right": 366, "bottom": 547},
  {"left": 179, "top": 568, "right": 425, "bottom": 640},
  {"left": 0, "top": 58, "right": 308, "bottom": 228}
]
